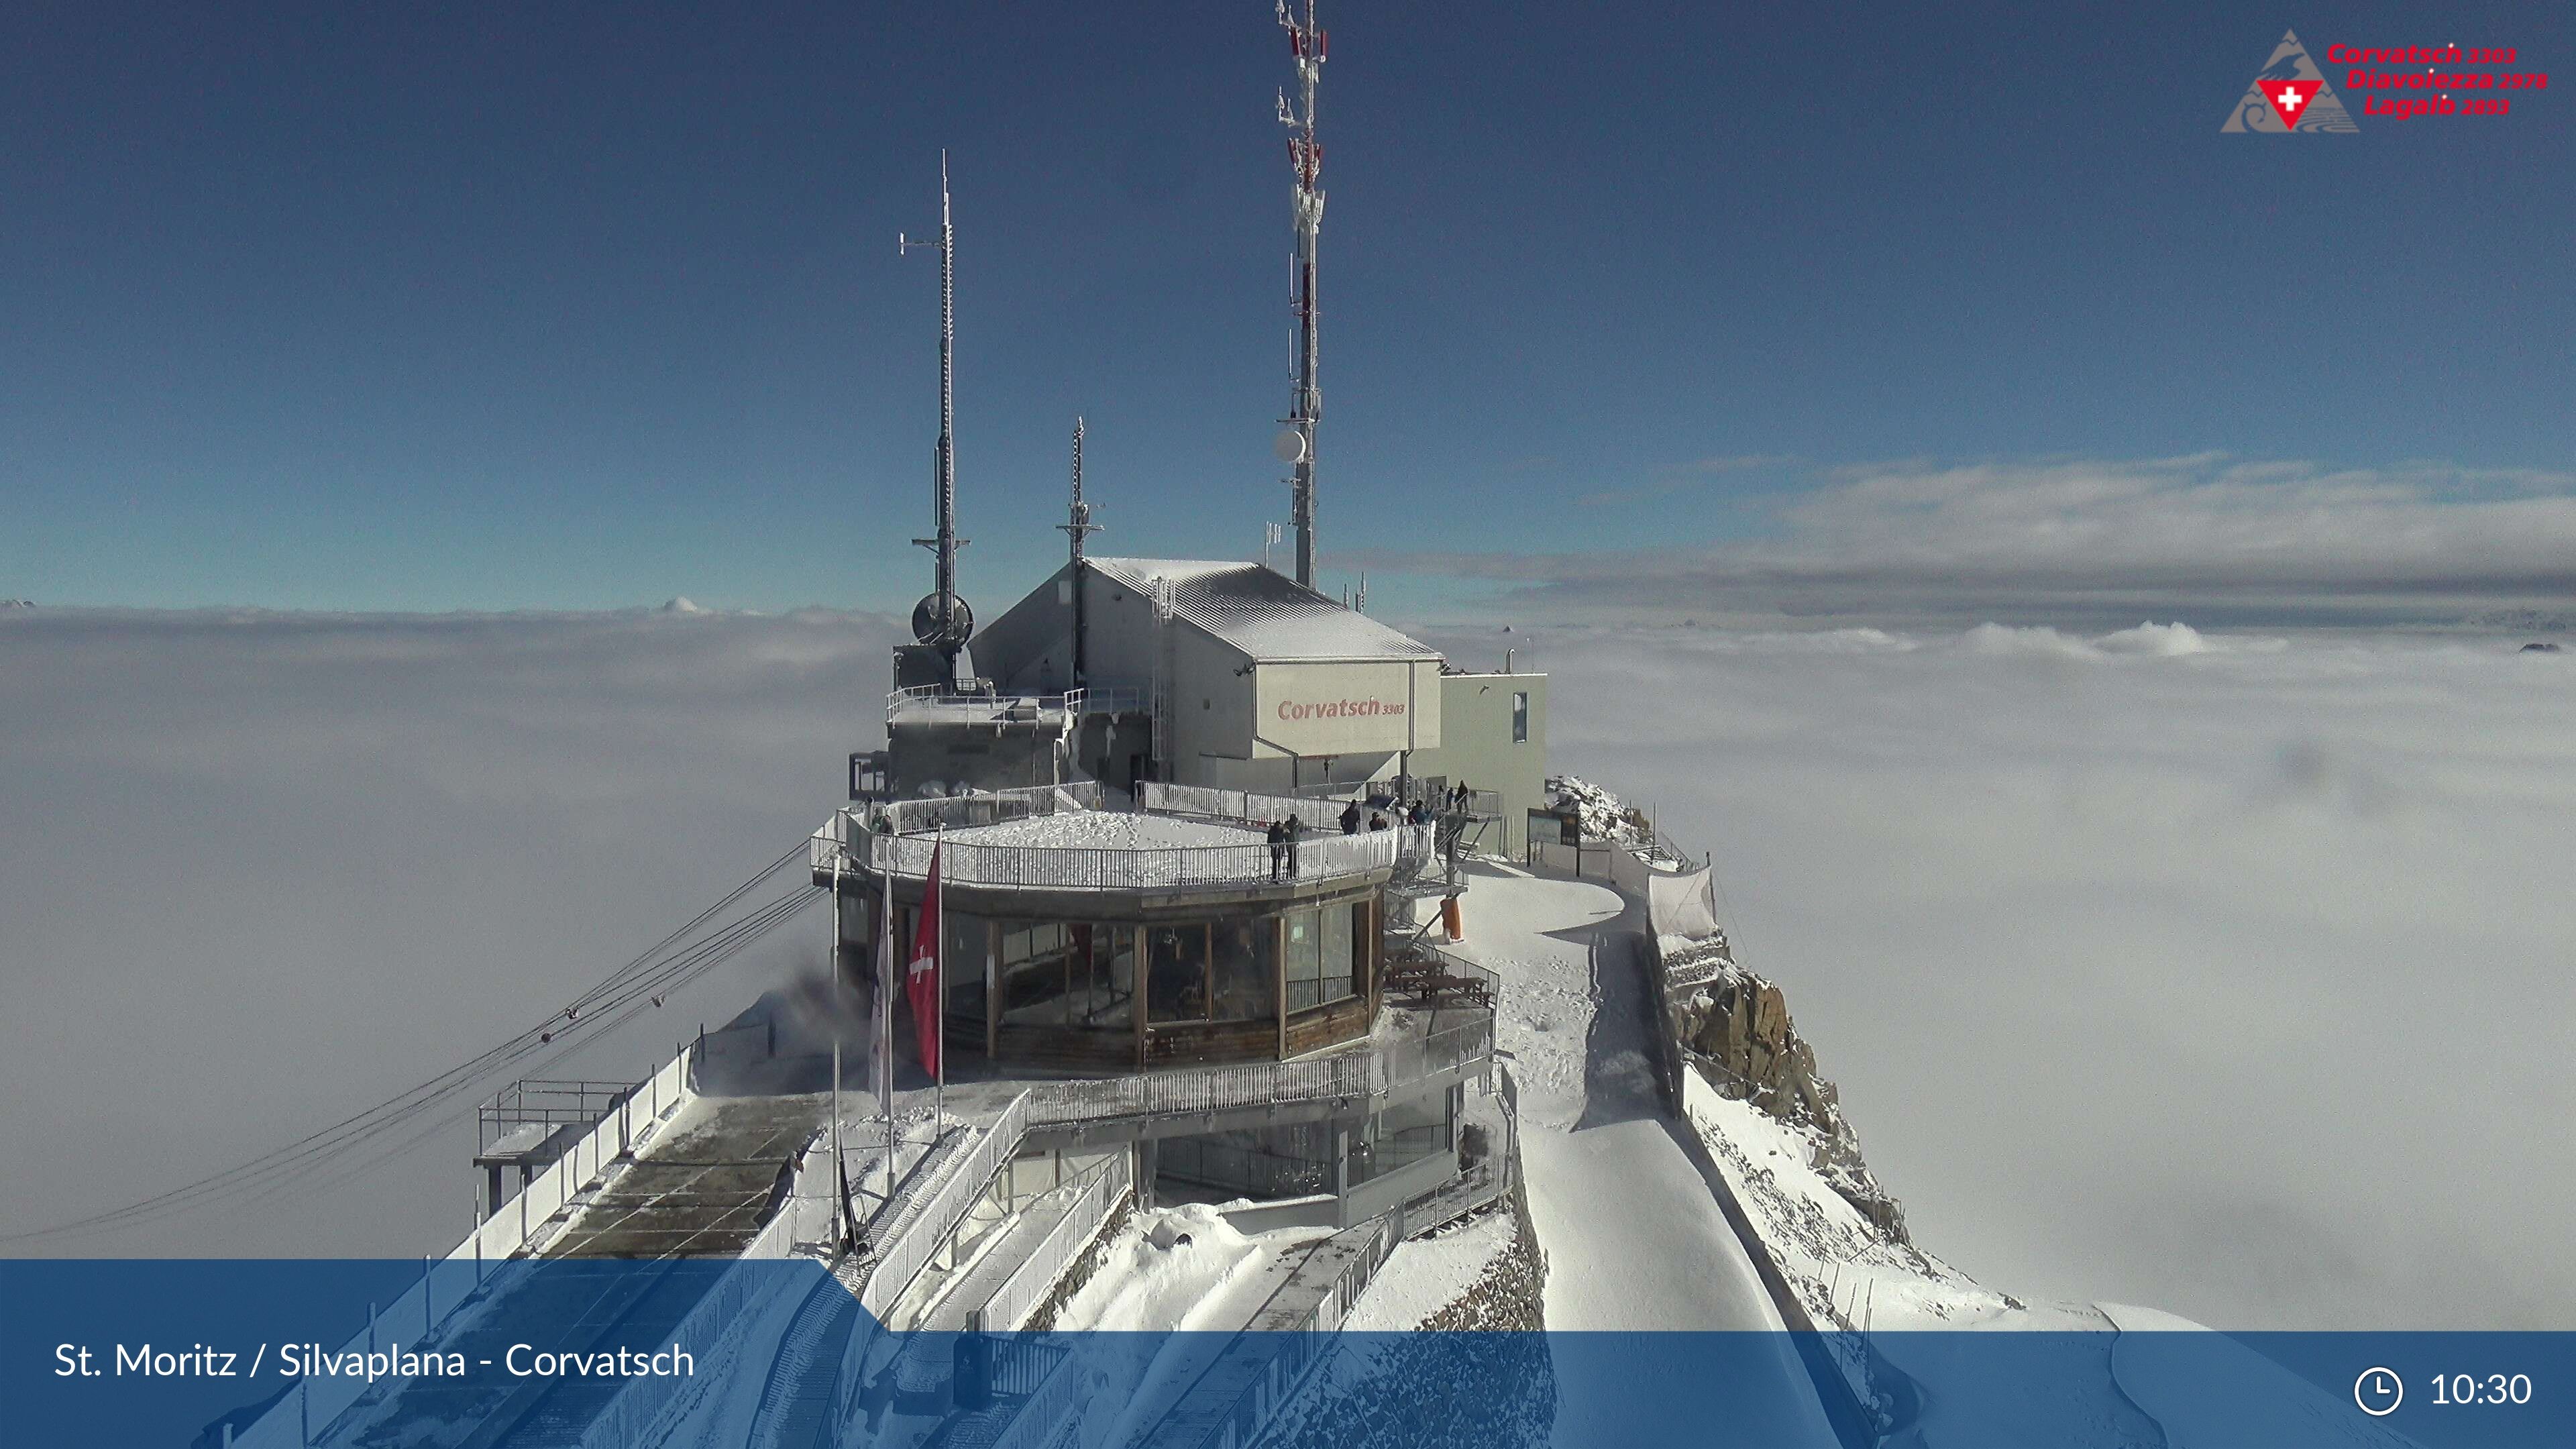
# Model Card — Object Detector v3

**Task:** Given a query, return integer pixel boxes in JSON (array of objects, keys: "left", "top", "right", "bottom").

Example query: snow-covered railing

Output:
[
  {"left": 862, "top": 1094, "right": 1034, "bottom": 1318},
  {"left": 840, "top": 782, "right": 1110, "bottom": 841},
  {"left": 1143, "top": 781, "right": 1346, "bottom": 832},
  {"left": 231, "top": 1047, "right": 698, "bottom": 1449},
  {"left": 1027, "top": 1050, "right": 1375, "bottom": 1126},
  {"left": 863, "top": 827, "right": 1397, "bottom": 892},
  {"left": 1158, "top": 1214, "right": 1405, "bottom": 1449},
  {"left": 973, "top": 1151, "right": 1132, "bottom": 1334}
]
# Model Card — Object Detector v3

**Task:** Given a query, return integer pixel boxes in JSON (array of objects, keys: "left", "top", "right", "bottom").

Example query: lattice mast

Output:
[
  {"left": 902, "top": 154, "right": 972, "bottom": 670},
  {"left": 1277, "top": 0, "right": 1326, "bottom": 589}
]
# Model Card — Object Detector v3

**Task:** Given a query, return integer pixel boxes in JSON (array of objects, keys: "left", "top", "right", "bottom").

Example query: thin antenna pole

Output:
[
  {"left": 1277, "top": 0, "right": 1326, "bottom": 589},
  {"left": 903, "top": 154, "right": 970, "bottom": 671},
  {"left": 1057, "top": 416, "right": 1102, "bottom": 688}
]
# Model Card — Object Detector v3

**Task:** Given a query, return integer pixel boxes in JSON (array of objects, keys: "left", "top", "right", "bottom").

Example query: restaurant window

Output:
[
  {"left": 998, "top": 921, "right": 1072, "bottom": 1024},
  {"left": 943, "top": 911, "right": 988, "bottom": 1026},
  {"left": 1069, "top": 924, "right": 1134, "bottom": 1028},
  {"left": 1210, "top": 919, "right": 1277, "bottom": 1023},
  {"left": 1283, "top": 906, "right": 1356, "bottom": 1012},
  {"left": 1147, "top": 924, "right": 1212, "bottom": 1024}
]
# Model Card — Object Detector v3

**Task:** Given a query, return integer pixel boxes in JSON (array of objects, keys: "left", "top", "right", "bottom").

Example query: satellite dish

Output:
[
  {"left": 910, "top": 591, "right": 975, "bottom": 649},
  {"left": 1273, "top": 429, "right": 1307, "bottom": 465}
]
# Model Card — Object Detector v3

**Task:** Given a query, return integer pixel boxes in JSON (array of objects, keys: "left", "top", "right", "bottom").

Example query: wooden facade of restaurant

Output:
[{"left": 849, "top": 876, "right": 1383, "bottom": 1074}]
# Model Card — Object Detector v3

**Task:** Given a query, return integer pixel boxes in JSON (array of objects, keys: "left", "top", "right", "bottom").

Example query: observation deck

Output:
[{"left": 810, "top": 781, "right": 1434, "bottom": 911}]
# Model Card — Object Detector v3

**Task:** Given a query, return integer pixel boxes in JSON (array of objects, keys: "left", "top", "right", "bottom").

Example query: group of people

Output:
[
  {"left": 1265, "top": 782, "right": 1476, "bottom": 880},
  {"left": 1265, "top": 814, "right": 1306, "bottom": 880}
]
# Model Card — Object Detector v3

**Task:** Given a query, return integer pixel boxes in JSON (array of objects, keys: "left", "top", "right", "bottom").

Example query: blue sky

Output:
[{"left": 3, "top": 1, "right": 2569, "bottom": 619}]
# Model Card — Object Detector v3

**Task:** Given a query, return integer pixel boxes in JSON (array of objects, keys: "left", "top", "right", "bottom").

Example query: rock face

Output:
[{"left": 1667, "top": 939, "right": 1911, "bottom": 1243}]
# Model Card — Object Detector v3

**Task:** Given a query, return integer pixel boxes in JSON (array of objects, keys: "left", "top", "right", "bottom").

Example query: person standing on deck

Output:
[
  {"left": 1339, "top": 799, "right": 1362, "bottom": 835},
  {"left": 1266, "top": 818, "right": 1287, "bottom": 880},
  {"left": 1285, "top": 815, "right": 1305, "bottom": 876}
]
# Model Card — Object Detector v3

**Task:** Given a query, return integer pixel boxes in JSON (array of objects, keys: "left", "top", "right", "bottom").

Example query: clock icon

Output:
[{"left": 2355, "top": 1366, "right": 2404, "bottom": 1417}]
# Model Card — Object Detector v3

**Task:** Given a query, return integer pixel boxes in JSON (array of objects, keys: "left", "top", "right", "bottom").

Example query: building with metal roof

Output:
[{"left": 954, "top": 556, "right": 1446, "bottom": 797}]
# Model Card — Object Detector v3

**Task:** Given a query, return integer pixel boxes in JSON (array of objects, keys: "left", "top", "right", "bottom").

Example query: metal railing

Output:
[
  {"left": 574, "top": 1132, "right": 841, "bottom": 1449},
  {"left": 1144, "top": 781, "right": 1346, "bottom": 832},
  {"left": 862, "top": 1094, "right": 1033, "bottom": 1318},
  {"left": 1075, "top": 685, "right": 1148, "bottom": 714},
  {"left": 859, "top": 826, "right": 1399, "bottom": 892},
  {"left": 862, "top": 780, "right": 1111, "bottom": 839},
  {"left": 1146, "top": 783, "right": 1440, "bottom": 859},
  {"left": 974, "top": 1152, "right": 1134, "bottom": 1334},
  {"left": 233, "top": 1048, "right": 700, "bottom": 1449},
  {"left": 1381, "top": 1014, "right": 1495, "bottom": 1098},
  {"left": 888, "top": 685, "right": 1087, "bottom": 718},
  {"left": 984, "top": 1336, "right": 1090, "bottom": 1449},
  {"left": 477, "top": 1079, "right": 637, "bottom": 1156},
  {"left": 1027, "top": 1049, "right": 1375, "bottom": 1125}
]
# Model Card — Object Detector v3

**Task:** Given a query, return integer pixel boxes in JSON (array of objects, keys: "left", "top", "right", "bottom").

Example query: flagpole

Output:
[
  {"left": 933, "top": 824, "right": 946, "bottom": 1138},
  {"left": 831, "top": 1036, "right": 843, "bottom": 1246},
  {"left": 830, "top": 815, "right": 844, "bottom": 1248},
  {"left": 879, "top": 853, "right": 895, "bottom": 1208}
]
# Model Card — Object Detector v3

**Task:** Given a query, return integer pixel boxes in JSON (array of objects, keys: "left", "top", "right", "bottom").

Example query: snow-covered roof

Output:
[
  {"left": 1083, "top": 557, "right": 1438, "bottom": 663},
  {"left": 947, "top": 810, "right": 1264, "bottom": 850}
]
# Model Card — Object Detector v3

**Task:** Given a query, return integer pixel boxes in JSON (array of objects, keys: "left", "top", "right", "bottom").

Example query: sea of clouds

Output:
[
  {"left": 1425, "top": 618, "right": 2576, "bottom": 1331},
  {"left": 3, "top": 606, "right": 2569, "bottom": 1330}
]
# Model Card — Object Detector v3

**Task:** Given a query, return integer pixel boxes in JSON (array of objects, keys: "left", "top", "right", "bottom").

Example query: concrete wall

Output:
[{"left": 1406, "top": 672, "right": 1548, "bottom": 855}]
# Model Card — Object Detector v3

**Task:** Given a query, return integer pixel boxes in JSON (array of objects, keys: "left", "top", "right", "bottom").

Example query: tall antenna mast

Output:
[
  {"left": 1276, "top": 0, "right": 1326, "bottom": 590},
  {"left": 1057, "top": 417, "right": 1103, "bottom": 687},
  {"left": 901, "top": 153, "right": 972, "bottom": 672}
]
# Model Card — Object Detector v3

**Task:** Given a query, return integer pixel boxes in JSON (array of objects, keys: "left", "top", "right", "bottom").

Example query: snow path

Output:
[
  {"left": 1452, "top": 862, "right": 1840, "bottom": 1446},
  {"left": 1452, "top": 863, "right": 1782, "bottom": 1332}
]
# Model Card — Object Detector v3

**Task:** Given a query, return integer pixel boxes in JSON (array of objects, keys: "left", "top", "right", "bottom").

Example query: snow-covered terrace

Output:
[{"left": 811, "top": 782, "right": 1430, "bottom": 894}]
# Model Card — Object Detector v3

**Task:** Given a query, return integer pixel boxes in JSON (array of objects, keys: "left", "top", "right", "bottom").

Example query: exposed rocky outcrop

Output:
[
  {"left": 1663, "top": 934, "right": 1910, "bottom": 1244},
  {"left": 1419, "top": 1210, "right": 1547, "bottom": 1332},
  {"left": 1261, "top": 1210, "right": 1555, "bottom": 1449}
]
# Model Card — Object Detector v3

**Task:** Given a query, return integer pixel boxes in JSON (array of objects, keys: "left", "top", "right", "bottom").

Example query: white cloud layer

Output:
[
  {"left": 1379, "top": 455, "right": 2576, "bottom": 629},
  {"left": 0, "top": 607, "right": 906, "bottom": 1256},
  {"left": 5, "top": 609, "right": 2568, "bottom": 1333},
  {"left": 1419, "top": 619, "right": 2576, "bottom": 1329}
]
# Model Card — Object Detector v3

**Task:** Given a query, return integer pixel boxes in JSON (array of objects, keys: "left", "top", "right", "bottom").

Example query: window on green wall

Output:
[{"left": 1512, "top": 691, "right": 1529, "bottom": 743}]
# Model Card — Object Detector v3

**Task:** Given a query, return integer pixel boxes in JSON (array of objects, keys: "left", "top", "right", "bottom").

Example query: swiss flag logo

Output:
[{"left": 2263, "top": 80, "right": 2322, "bottom": 129}]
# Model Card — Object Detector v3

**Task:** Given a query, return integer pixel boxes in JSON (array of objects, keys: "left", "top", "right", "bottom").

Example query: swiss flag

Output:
[
  {"left": 908, "top": 842, "right": 942, "bottom": 1079},
  {"left": 2264, "top": 80, "right": 2321, "bottom": 130}
]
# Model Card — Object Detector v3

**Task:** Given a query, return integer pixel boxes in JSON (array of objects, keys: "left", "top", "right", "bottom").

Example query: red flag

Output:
[{"left": 908, "top": 842, "right": 943, "bottom": 1080}]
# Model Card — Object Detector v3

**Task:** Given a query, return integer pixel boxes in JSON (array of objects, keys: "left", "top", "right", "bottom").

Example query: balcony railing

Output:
[
  {"left": 1140, "top": 784, "right": 1440, "bottom": 871},
  {"left": 810, "top": 784, "right": 1432, "bottom": 892},
  {"left": 838, "top": 782, "right": 1108, "bottom": 842},
  {"left": 860, "top": 826, "right": 1397, "bottom": 892}
]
